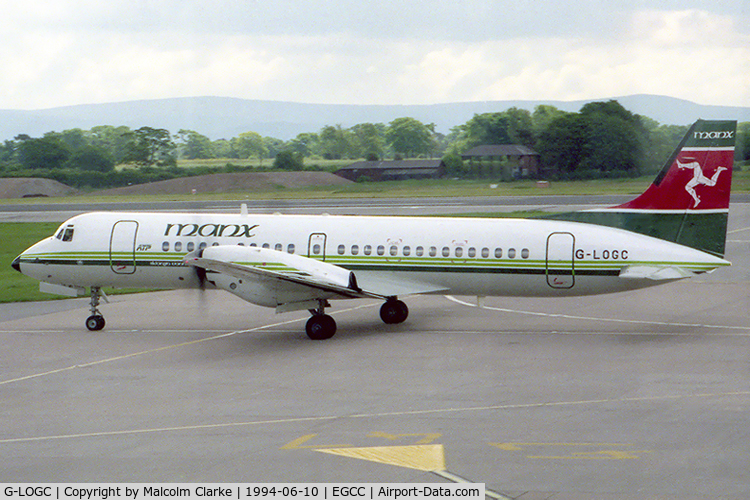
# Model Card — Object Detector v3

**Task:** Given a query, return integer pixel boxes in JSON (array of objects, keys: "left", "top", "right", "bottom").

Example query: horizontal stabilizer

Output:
[
  {"left": 619, "top": 265, "right": 695, "bottom": 280},
  {"left": 353, "top": 270, "right": 449, "bottom": 297}
]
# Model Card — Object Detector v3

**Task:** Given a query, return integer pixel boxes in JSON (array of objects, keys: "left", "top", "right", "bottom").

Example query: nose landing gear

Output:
[{"left": 85, "top": 286, "right": 107, "bottom": 331}]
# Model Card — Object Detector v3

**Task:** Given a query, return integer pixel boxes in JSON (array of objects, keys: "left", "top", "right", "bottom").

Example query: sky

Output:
[{"left": 1, "top": 0, "right": 748, "bottom": 110}]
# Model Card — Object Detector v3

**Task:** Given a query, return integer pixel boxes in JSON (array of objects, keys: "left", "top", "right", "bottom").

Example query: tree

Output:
[
  {"left": 317, "top": 125, "right": 353, "bottom": 159},
  {"left": 273, "top": 150, "right": 304, "bottom": 170},
  {"left": 17, "top": 135, "right": 71, "bottom": 169},
  {"left": 351, "top": 123, "right": 385, "bottom": 160},
  {"left": 536, "top": 112, "right": 588, "bottom": 175},
  {"left": 386, "top": 117, "right": 435, "bottom": 158},
  {"left": 90, "top": 125, "right": 134, "bottom": 164},
  {"left": 123, "top": 127, "right": 176, "bottom": 167},
  {"left": 65, "top": 145, "right": 115, "bottom": 172},
  {"left": 579, "top": 100, "right": 647, "bottom": 175},
  {"left": 234, "top": 131, "right": 267, "bottom": 163},
  {"left": 286, "top": 133, "right": 319, "bottom": 157},
  {"left": 175, "top": 129, "right": 214, "bottom": 159}
]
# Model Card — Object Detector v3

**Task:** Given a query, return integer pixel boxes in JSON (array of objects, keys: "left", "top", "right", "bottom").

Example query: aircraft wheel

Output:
[
  {"left": 86, "top": 315, "right": 106, "bottom": 331},
  {"left": 306, "top": 314, "right": 337, "bottom": 340},
  {"left": 380, "top": 299, "right": 409, "bottom": 324}
]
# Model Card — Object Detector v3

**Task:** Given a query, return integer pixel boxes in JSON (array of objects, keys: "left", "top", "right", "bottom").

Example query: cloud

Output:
[{"left": 0, "top": 4, "right": 747, "bottom": 109}]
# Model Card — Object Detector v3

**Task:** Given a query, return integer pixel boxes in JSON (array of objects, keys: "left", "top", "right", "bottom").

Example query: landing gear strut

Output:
[
  {"left": 306, "top": 300, "right": 336, "bottom": 340},
  {"left": 85, "top": 286, "right": 106, "bottom": 331},
  {"left": 380, "top": 298, "right": 409, "bottom": 324}
]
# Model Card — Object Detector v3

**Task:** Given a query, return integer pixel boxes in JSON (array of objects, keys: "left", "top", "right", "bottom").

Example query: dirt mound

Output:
[
  {"left": 92, "top": 171, "right": 352, "bottom": 196},
  {"left": 0, "top": 178, "right": 78, "bottom": 199}
]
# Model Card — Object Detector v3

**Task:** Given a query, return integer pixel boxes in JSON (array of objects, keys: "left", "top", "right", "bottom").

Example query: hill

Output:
[
  {"left": 89, "top": 171, "right": 352, "bottom": 197},
  {"left": 0, "top": 178, "right": 78, "bottom": 198},
  {"left": 1, "top": 95, "right": 747, "bottom": 141}
]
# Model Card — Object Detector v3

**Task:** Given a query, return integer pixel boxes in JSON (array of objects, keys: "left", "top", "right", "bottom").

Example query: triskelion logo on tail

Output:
[{"left": 676, "top": 158, "right": 727, "bottom": 208}]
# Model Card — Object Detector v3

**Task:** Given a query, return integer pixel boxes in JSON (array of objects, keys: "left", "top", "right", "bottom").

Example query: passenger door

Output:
[
  {"left": 110, "top": 220, "right": 139, "bottom": 274},
  {"left": 546, "top": 232, "right": 575, "bottom": 289}
]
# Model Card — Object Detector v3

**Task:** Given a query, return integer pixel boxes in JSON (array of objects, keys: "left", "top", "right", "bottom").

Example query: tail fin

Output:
[{"left": 541, "top": 119, "right": 737, "bottom": 257}]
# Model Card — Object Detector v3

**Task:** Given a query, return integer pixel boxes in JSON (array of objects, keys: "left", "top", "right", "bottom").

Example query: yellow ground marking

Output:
[
  {"left": 280, "top": 434, "right": 352, "bottom": 450},
  {"left": 316, "top": 444, "right": 446, "bottom": 472},
  {"left": 528, "top": 450, "right": 651, "bottom": 460},
  {"left": 491, "top": 442, "right": 633, "bottom": 451},
  {"left": 367, "top": 431, "right": 442, "bottom": 444},
  {"left": 491, "top": 442, "right": 651, "bottom": 460}
]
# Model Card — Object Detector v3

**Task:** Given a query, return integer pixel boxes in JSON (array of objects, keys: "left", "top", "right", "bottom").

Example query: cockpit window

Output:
[{"left": 61, "top": 226, "right": 74, "bottom": 242}]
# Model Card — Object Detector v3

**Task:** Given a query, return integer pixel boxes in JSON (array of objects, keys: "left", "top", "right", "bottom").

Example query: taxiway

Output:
[{"left": 0, "top": 201, "right": 748, "bottom": 499}]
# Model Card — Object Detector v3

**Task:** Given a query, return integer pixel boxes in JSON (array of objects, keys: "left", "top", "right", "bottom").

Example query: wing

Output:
[{"left": 183, "top": 245, "right": 445, "bottom": 313}]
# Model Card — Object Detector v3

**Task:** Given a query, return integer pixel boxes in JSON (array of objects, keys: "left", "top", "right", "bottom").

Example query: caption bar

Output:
[{"left": 3, "top": 485, "right": 484, "bottom": 500}]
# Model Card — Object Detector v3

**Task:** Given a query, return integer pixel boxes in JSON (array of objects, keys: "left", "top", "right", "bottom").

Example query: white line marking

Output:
[
  {"left": 728, "top": 226, "right": 750, "bottom": 234},
  {"left": 1, "top": 390, "right": 747, "bottom": 445},
  {"left": 432, "top": 470, "right": 512, "bottom": 500},
  {"left": 444, "top": 296, "right": 750, "bottom": 333}
]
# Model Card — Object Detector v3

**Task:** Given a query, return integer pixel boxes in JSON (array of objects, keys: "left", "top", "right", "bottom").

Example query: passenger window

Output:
[
  {"left": 403, "top": 246, "right": 411, "bottom": 256},
  {"left": 481, "top": 248, "right": 490, "bottom": 258},
  {"left": 494, "top": 248, "right": 502, "bottom": 258},
  {"left": 429, "top": 247, "right": 437, "bottom": 257},
  {"left": 275, "top": 243, "right": 283, "bottom": 252},
  {"left": 351, "top": 245, "right": 359, "bottom": 255},
  {"left": 377, "top": 245, "right": 385, "bottom": 256},
  {"left": 287, "top": 244, "right": 295, "bottom": 254},
  {"left": 175, "top": 241, "right": 182, "bottom": 252},
  {"left": 187, "top": 242, "right": 195, "bottom": 252},
  {"left": 416, "top": 246, "right": 424, "bottom": 257},
  {"left": 389, "top": 246, "right": 398, "bottom": 256},
  {"left": 162, "top": 241, "right": 170, "bottom": 252},
  {"left": 442, "top": 247, "right": 450, "bottom": 257},
  {"left": 508, "top": 248, "right": 516, "bottom": 259},
  {"left": 521, "top": 248, "right": 530, "bottom": 259},
  {"left": 468, "top": 247, "right": 476, "bottom": 258},
  {"left": 338, "top": 244, "right": 346, "bottom": 255},
  {"left": 199, "top": 242, "right": 207, "bottom": 250},
  {"left": 455, "top": 247, "right": 463, "bottom": 258},
  {"left": 364, "top": 245, "right": 372, "bottom": 256},
  {"left": 262, "top": 243, "right": 270, "bottom": 249},
  {"left": 312, "top": 244, "right": 321, "bottom": 255}
]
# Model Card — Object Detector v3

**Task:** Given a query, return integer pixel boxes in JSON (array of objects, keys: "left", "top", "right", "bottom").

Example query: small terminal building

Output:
[{"left": 334, "top": 159, "right": 445, "bottom": 182}]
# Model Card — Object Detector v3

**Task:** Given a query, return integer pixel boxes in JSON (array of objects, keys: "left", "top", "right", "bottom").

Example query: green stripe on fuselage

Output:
[{"left": 539, "top": 210, "right": 728, "bottom": 257}]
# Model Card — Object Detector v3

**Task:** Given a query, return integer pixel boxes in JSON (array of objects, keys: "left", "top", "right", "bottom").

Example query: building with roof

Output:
[
  {"left": 461, "top": 144, "right": 540, "bottom": 178},
  {"left": 334, "top": 159, "right": 445, "bottom": 182}
]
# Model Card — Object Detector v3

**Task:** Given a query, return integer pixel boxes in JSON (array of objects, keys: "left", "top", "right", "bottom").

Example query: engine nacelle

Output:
[{"left": 190, "top": 245, "right": 356, "bottom": 309}]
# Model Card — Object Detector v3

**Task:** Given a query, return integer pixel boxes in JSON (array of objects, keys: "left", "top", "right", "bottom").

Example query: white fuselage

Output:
[{"left": 16, "top": 211, "right": 729, "bottom": 301}]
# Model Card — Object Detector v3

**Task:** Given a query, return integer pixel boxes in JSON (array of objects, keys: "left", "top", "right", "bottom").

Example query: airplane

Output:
[{"left": 11, "top": 119, "right": 736, "bottom": 340}]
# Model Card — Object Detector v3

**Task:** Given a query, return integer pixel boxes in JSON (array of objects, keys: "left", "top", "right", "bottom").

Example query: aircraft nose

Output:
[{"left": 11, "top": 256, "right": 21, "bottom": 273}]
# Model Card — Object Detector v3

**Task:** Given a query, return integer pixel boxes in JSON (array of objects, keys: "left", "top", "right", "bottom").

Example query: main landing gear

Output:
[
  {"left": 305, "top": 298, "right": 409, "bottom": 340},
  {"left": 85, "top": 286, "right": 106, "bottom": 331}
]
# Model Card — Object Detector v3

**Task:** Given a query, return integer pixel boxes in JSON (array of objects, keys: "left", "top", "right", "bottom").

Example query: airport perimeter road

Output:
[{"left": 2, "top": 194, "right": 749, "bottom": 222}]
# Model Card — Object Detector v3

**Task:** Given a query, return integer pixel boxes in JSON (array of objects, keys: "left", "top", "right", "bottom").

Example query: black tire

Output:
[
  {"left": 380, "top": 300, "right": 409, "bottom": 324},
  {"left": 305, "top": 314, "right": 337, "bottom": 340},
  {"left": 86, "top": 315, "right": 105, "bottom": 331}
]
